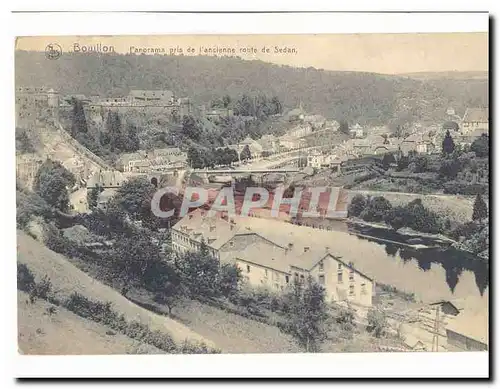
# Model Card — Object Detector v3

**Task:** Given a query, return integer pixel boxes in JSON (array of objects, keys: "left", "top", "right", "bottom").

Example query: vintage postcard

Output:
[{"left": 15, "top": 27, "right": 489, "bottom": 373}]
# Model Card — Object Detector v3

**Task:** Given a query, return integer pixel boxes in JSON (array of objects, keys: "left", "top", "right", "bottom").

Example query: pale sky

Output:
[{"left": 16, "top": 33, "right": 488, "bottom": 74}]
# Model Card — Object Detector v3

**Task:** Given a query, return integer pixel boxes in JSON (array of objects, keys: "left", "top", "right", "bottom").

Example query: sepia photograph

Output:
[{"left": 11, "top": 11, "right": 490, "bottom": 379}]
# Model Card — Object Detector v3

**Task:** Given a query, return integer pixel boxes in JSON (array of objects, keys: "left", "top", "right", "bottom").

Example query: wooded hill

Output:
[{"left": 15, "top": 51, "right": 488, "bottom": 126}]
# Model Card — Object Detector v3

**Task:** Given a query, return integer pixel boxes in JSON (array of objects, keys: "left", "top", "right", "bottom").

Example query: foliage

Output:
[
  {"left": 335, "top": 305, "right": 356, "bottom": 333},
  {"left": 471, "top": 134, "right": 489, "bottom": 158},
  {"left": 87, "top": 185, "right": 103, "bottom": 210},
  {"left": 240, "top": 144, "right": 252, "bottom": 161},
  {"left": 17, "top": 263, "right": 36, "bottom": 292},
  {"left": 338, "top": 120, "right": 350, "bottom": 135},
  {"left": 16, "top": 51, "right": 488, "bottom": 126},
  {"left": 33, "top": 159, "right": 76, "bottom": 212},
  {"left": 218, "top": 263, "right": 243, "bottom": 297},
  {"left": 472, "top": 194, "right": 488, "bottom": 222},
  {"left": 278, "top": 278, "right": 329, "bottom": 352},
  {"left": 70, "top": 98, "right": 88, "bottom": 136},
  {"left": 109, "top": 231, "right": 163, "bottom": 296},
  {"left": 15, "top": 128, "right": 35, "bottom": 153},
  {"left": 381, "top": 153, "right": 396, "bottom": 170},
  {"left": 348, "top": 194, "right": 367, "bottom": 217},
  {"left": 359, "top": 196, "right": 392, "bottom": 222},
  {"left": 366, "top": 308, "right": 388, "bottom": 338},
  {"left": 63, "top": 292, "right": 219, "bottom": 353},
  {"left": 16, "top": 188, "right": 53, "bottom": 228},
  {"left": 442, "top": 130, "right": 456, "bottom": 155},
  {"left": 176, "top": 251, "right": 221, "bottom": 298}
]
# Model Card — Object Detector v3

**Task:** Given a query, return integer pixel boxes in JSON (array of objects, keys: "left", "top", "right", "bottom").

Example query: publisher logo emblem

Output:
[{"left": 45, "top": 43, "right": 62, "bottom": 60}]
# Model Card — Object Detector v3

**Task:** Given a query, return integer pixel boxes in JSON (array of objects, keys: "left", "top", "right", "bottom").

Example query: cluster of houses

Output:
[
  {"left": 171, "top": 208, "right": 375, "bottom": 307},
  {"left": 116, "top": 147, "right": 188, "bottom": 174}
]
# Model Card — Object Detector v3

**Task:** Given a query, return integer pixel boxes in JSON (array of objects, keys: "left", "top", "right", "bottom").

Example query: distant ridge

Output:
[
  {"left": 15, "top": 51, "right": 488, "bottom": 125},
  {"left": 400, "top": 71, "right": 488, "bottom": 81}
]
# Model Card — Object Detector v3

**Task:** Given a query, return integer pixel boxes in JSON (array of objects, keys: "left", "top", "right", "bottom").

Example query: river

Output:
[{"left": 321, "top": 220, "right": 489, "bottom": 309}]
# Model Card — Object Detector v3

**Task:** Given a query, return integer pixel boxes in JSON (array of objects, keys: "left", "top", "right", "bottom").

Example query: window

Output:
[
  {"left": 285, "top": 275, "right": 290, "bottom": 284},
  {"left": 349, "top": 270, "right": 355, "bottom": 281},
  {"left": 294, "top": 272, "right": 299, "bottom": 282},
  {"left": 319, "top": 261, "right": 324, "bottom": 272},
  {"left": 300, "top": 274, "right": 305, "bottom": 284},
  {"left": 247, "top": 265, "right": 251, "bottom": 273},
  {"left": 265, "top": 269, "right": 268, "bottom": 278},
  {"left": 337, "top": 272, "right": 343, "bottom": 283},
  {"left": 349, "top": 284, "right": 355, "bottom": 296},
  {"left": 361, "top": 283, "right": 367, "bottom": 295},
  {"left": 337, "top": 263, "right": 342, "bottom": 271},
  {"left": 318, "top": 275, "right": 325, "bottom": 285}
]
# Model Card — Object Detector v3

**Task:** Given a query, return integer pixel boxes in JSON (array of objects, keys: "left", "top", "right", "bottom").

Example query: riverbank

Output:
[{"left": 347, "top": 218, "right": 457, "bottom": 249}]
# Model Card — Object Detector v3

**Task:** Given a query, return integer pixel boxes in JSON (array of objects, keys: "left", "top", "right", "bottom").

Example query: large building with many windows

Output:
[{"left": 171, "top": 208, "right": 374, "bottom": 306}]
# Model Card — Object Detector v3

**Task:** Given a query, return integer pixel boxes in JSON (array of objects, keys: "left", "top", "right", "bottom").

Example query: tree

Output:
[
  {"left": 70, "top": 98, "right": 88, "bottom": 136},
  {"left": 270, "top": 96, "right": 283, "bottom": 115},
  {"left": 146, "top": 259, "right": 184, "bottom": 315},
  {"left": 112, "top": 177, "right": 162, "bottom": 229},
  {"left": 218, "top": 263, "right": 242, "bottom": 297},
  {"left": 176, "top": 250, "right": 220, "bottom": 298},
  {"left": 279, "top": 277, "right": 329, "bottom": 352},
  {"left": 385, "top": 205, "right": 409, "bottom": 231},
  {"left": 442, "top": 130, "right": 456, "bottom": 155},
  {"left": 222, "top": 95, "right": 232, "bottom": 109},
  {"left": 87, "top": 185, "right": 103, "bottom": 210},
  {"left": 338, "top": 120, "right": 350, "bottom": 135},
  {"left": 124, "top": 122, "right": 141, "bottom": 152},
  {"left": 181, "top": 115, "right": 201, "bottom": 141},
  {"left": 240, "top": 144, "right": 252, "bottom": 161},
  {"left": 109, "top": 232, "right": 163, "bottom": 297},
  {"left": 359, "top": 196, "right": 392, "bottom": 222},
  {"left": 381, "top": 153, "right": 396, "bottom": 170},
  {"left": 33, "top": 159, "right": 76, "bottom": 213},
  {"left": 470, "top": 134, "right": 489, "bottom": 158},
  {"left": 348, "top": 194, "right": 367, "bottom": 217},
  {"left": 472, "top": 194, "right": 488, "bottom": 222}
]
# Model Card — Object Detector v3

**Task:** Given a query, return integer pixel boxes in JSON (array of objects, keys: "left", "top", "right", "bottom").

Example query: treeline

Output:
[
  {"left": 16, "top": 51, "right": 488, "bottom": 124},
  {"left": 211, "top": 94, "right": 283, "bottom": 118},
  {"left": 348, "top": 193, "right": 489, "bottom": 258},
  {"left": 67, "top": 98, "right": 141, "bottom": 159}
]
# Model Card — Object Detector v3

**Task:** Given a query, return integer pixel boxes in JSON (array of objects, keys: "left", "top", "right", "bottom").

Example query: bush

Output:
[
  {"left": 17, "top": 263, "right": 35, "bottom": 292},
  {"left": 366, "top": 309, "right": 388, "bottom": 338},
  {"left": 29, "top": 275, "right": 53, "bottom": 303},
  {"left": 335, "top": 305, "right": 356, "bottom": 333}
]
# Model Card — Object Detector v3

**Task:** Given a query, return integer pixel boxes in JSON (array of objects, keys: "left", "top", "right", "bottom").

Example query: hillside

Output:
[
  {"left": 15, "top": 51, "right": 488, "bottom": 125},
  {"left": 17, "top": 230, "right": 216, "bottom": 352},
  {"left": 18, "top": 291, "right": 164, "bottom": 355}
]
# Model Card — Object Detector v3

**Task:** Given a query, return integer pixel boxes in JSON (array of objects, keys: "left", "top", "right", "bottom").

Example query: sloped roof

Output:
[{"left": 463, "top": 108, "right": 489, "bottom": 123}]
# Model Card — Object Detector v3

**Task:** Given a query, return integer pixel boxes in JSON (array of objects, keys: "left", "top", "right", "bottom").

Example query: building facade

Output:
[{"left": 171, "top": 209, "right": 375, "bottom": 306}]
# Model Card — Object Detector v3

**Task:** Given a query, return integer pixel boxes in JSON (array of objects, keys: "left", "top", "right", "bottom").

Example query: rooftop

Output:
[{"left": 463, "top": 108, "right": 489, "bottom": 123}]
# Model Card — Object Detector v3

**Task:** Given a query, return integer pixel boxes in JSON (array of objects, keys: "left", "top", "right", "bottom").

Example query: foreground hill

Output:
[
  {"left": 17, "top": 230, "right": 215, "bottom": 353},
  {"left": 15, "top": 51, "right": 488, "bottom": 125}
]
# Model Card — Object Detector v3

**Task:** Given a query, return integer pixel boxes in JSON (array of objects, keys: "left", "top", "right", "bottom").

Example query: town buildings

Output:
[
  {"left": 461, "top": 108, "right": 489, "bottom": 134},
  {"left": 117, "top": 147, "right": 188, "bottom": 173},
  {"left": 171, "top": 209, "right": 375, "bottom": 307},
  {"left": 15, "top": 87, "right": 192, "bottom": 127}
]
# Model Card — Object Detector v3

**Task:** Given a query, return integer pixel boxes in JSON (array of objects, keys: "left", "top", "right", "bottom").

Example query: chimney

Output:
[
  {"left": 288, "top": 243, "right": 294, "bottom": 250},
  {"left": 325, "top": 246, "right": 330, "bottom": 253},
  {"left": 304, "top": 246, "right": 310, "bottom": 253}
]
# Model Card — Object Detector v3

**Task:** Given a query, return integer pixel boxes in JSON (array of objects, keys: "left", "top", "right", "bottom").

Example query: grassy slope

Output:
[
  {"left": 16, "top": 230, "right": 216, "bottom": 350},
  {"left": 18, "top": 291, "right": 164, "bottom": 355}
]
